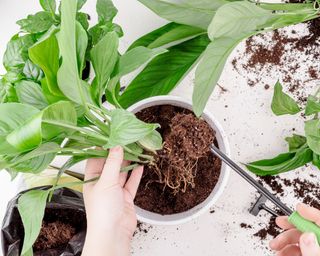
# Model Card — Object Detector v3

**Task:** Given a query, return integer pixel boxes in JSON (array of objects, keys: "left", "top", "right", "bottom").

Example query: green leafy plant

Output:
[
  {"left": 124, "top": 0, "right": 320, "bottom": 116},
  {"left": 0, "top": 0, "right": 166, "bottom": 254},
  {"left": 246, "top": 81, "right": 320, "bottom": 175}
]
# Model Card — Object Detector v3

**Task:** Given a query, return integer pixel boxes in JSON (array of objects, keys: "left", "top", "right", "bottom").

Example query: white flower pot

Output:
[{"left": 127, "top": 96, "right": 231, "bottom": 226}]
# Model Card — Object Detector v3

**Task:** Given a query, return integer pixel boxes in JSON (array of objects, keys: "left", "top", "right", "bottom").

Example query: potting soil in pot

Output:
[
  {"left": 1, "top": 187, "right": 86, "bottom": 256},
  {"left": 135, "top": 105, "right": 221, "bottom": 214}
]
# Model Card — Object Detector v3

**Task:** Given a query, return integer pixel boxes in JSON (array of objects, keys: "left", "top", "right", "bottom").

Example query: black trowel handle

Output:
[{"left": 210, "top": 145, "right": 293, "bottom": 216}]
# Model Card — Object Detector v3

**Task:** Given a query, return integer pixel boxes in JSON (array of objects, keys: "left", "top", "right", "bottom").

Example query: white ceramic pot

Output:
[{"left": 127, "top": 96, "right": 231, "bottom": 226}]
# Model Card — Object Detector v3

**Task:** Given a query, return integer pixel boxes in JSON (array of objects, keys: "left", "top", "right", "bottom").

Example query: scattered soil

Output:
[
  {"left": 240, "top": 223, "right": 253, "bottom": 229},
  {"left": 240, "top": 174, "right": 320, "bottom": 240},
  {"left": 135, "top": 105, "right": 221, "bottom": 215},
  {"left": 232, "top": 17, "right": 320, "bottom": 104},
  {"left": 33, "top": 208, "right": 85, "bottom": 253}
]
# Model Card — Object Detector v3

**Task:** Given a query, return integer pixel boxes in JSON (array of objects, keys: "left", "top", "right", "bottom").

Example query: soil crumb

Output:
[
  {"left": 135, "top": 105, "right": 221, "bottom": 214},
  {"left": 232, "top": 18, "right": 320, "bottom": 104},
  {"left": 34, "top": 221, "right": 76, "bottom": 251}
]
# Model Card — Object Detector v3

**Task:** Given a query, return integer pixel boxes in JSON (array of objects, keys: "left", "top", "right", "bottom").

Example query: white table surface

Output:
[{"left": 0, "top": 1, "right": 320, "bottom": 256}]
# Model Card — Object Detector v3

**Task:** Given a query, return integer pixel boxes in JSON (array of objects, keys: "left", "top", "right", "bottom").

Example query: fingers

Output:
[
  {"left": 297, "top": 203, "right": 320, "bottom": 226},
  {"left": 124, "top": 166, "right": 144, "bottom": 199},
  {"left": 300, "top": 233, "right": 320, "bottom": 256},
  {"left": 270, "top": 229, "right": 302, "bottom": 251},
  {"left": 119, "top": 160, "right": 130, "bottom": 187},
  {"left": 85, "top": 157, "right": 106, "bottom": 181},
  {"left": 98, "top": 146, "right": 124, "bottom": 187},
  {"left": 276, "top": 216, "right": 295, "bottom": 230},
  {"left": 276, "top": 245, "right": 301, "bottom": 256}
]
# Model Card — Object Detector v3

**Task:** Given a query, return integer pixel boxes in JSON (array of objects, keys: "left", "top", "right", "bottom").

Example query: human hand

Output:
[
  {"left": 82, "top": 146, "right": 143, "bottom": 256},
  {"left": 270, "top": 203, "right": 320, "bottom": 256}
]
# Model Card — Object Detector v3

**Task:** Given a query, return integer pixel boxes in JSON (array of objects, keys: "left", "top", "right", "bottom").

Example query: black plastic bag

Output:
[{"left": 1, "top": 186, "right": 87, "bottom": 256}]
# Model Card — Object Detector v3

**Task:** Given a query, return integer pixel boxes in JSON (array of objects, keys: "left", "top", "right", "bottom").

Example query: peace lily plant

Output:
[{"left": 0, "top": 0, "right": 165, "bottom": 254}]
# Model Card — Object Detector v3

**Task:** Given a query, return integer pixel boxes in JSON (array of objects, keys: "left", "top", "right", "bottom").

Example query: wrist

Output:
[{"left": 82, "top": 227, "right": 131, "bottom": 256}]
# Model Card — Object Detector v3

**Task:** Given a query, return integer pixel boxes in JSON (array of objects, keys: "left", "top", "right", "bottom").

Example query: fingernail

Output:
[
  {"left": 302, "top": 233, "right": 316, "bottom": 246},
  {"left": 112, "top": 145, "right": 121, "bottom": 152}
]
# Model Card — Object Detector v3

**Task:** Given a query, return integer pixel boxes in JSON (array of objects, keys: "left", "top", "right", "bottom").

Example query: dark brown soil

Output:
[
  {"left": 33, "top": 221, "right": 76, "bottom": 251},
  {"left": 33, "top": 208, "right": 85, "bottom": 253},
  {"left": 135, "top": 105, "right": 221, "bottom": 214}
]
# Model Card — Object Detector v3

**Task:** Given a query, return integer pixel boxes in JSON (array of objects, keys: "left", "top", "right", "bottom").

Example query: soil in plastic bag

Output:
[{"left": 1, "top": 186, "right": 87, "bottom": 256}]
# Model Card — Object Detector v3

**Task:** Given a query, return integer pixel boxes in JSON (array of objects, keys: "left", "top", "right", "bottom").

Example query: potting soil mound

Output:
[
  {"left": 34, "top": 221, "right": 76, "bottom": 251},
  {"left": 135, "top": 105, "right": 221, "bottom": 214}
]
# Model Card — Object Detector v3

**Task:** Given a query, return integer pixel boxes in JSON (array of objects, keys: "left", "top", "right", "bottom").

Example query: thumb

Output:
[{"left": 300, "top": 233, "right": 320, "bottom": 256}]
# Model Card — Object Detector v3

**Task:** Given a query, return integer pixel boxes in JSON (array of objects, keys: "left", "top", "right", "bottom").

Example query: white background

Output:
[{"left": 0, "top": 1, "right": 319, "bottom": 255}]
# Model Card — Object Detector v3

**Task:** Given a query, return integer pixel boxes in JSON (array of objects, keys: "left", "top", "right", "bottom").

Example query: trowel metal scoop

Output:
[{"left": 210, "top": 145, "right": 320, "bottom": 243}]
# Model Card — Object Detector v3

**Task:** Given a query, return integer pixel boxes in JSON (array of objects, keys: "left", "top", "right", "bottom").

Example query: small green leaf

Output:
[
  {"left": 104, "top": 109, "right": 160, "bottom": 148},
  {"left": 305, "top": 120, "right": 320, "bottom": 155},
  {"left": 40, "top": 0, "right": 56, "bottom": 14},
  {"left": 76, "top": 22, "right": 88, "bottom": 74},
  {"left": 305, "top": 95, "right": 320, "bottom": 116},
  {"left": 88, "top": 22, "right": 123, "bottom": 46},
  {"left": 138, "top": 130, "right": 163, "bottom": 152},
  {"left": 285, "top": 134, "right": 306, "bottom": 152},
  {"left": 96, "top": 0, "right": 118, "bottom": 23},
  {"left": 29, "top": 28, "right": 62, "bottom": 96},
  {"left": 271, "top": 81, "right": 300, "bottom": 116},
  {"left": 246, "top": 146, "right": 312, "bottom": 176},
  {"left": 90, "top": 32, "right": 119, "bottom": 103},
  {"left": 120, "top": 35, "right": 210, "bottom": 108},
  {"left": 18, "top": 189, "right": 50, "bottom": 255},
  {"left": 77, "top": 12, "right": 89, "bottom": 30},
  {"left": 208, "top": 2, "right": 274, "bottom": 39},
  {"left": 3, "top": 34, "right": 35, "bottom": 70},
  {"left": 17, "top": 12, "right": 54, "bottom": 34},
  {"left": 312, "top": 152, "right": 320, "bottom": 170},
  {"left": 16, "top": 80, "right": 48, "bottom": 110},
  {"left": 193, "top": 37, "right": 240, "bottom": 116},
  {"left": 23, "top": 60, "right": 43, "bottom": 81},
  {"left": 3, "top": 70, "right": 23, "bottom": 84},
  {"left": 117, "top": 46, "right": 167, "bottom": 77}
]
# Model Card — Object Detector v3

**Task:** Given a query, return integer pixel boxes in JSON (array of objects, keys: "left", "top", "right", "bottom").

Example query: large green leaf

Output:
[
  {"left": 16, "top": 80, "right": 48, "bottom": 110},
  {"left": 57, "top": 0, "right": 92, "bottom": 105},
  {"left": 7, "top": 143, "right": 59, "bottom": 174},
  {"left": 246, "top": 146, "right": 312, "bottom": 176},
  {"left": 29, "top": 28, "right": 62, "bottom": 96},
  {"left": 193, "top": 37, "right": 240, "bottom": 116},
  {"left": 129, "top": 23, "right": 205, "bottom": 50},
  {"left": 104, "top": 109, "right": 160, "bottom": 148},
  {"left": 271, "top": 81, "right": 300, "bottom": 116},
  {"left": 6, "top": 101, "right": 77, "bottom": 152},
  {"left": 138, "top": 0, "right": 216, "bottom": 29},
  {"left": 18, "top": 189, "right": 50, "bottom": 255},
  {"left": 90, "top": 32, "right": 119, "bottom": 103},
  {"left": 96, "top": 0, "right": 118, "bottom": 23},
  {"left": 117, "top": 46, "right": 167, "bottom": 77},
  {"left": 119, "top": 35, "right": 210, "bottom": 108},
  {"left": 17, "top": 12, "right": 54, "bottom": 34},
  {"left": 208, "top": 2, "right": 274, "bottom": 39}
]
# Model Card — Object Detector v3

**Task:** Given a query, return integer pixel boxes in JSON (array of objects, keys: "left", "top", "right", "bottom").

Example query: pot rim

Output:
[{"left": 128, "top": 95, "right": 231, "bottom": 226}]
